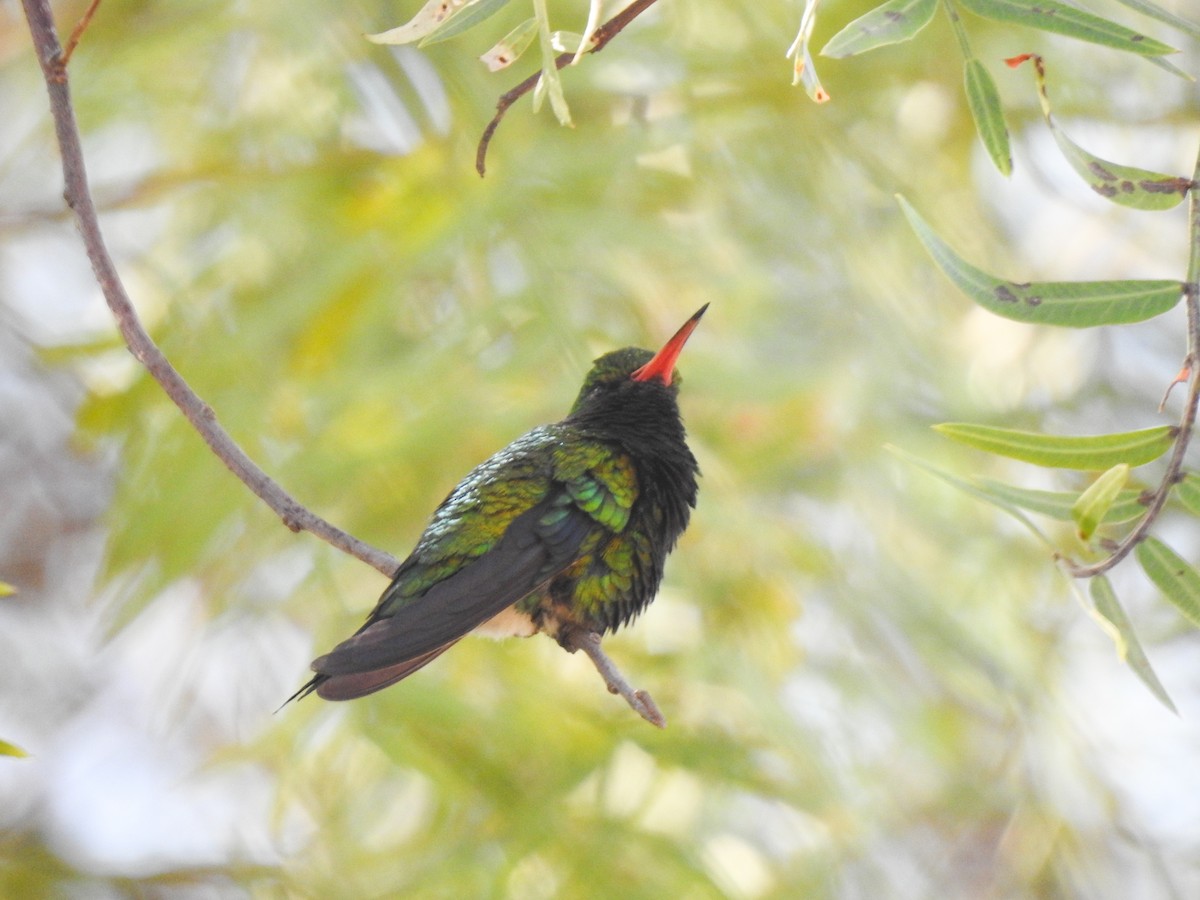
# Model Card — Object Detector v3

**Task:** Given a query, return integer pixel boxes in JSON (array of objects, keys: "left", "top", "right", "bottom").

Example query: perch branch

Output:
[
  {"left": 1060, "top": 155, "right": 1200, "bottom": 579},
  {"left": 20, "top": 0, "right": 400, "bottom": 577},
  {"left": 563, "top": 629, "right": 666, "bottom": 728},
  {"left": 22, "top": 0, "right": 666, "bottom": 724},
  {"left": 476, "top": 0, "right": 663, "bottom": 176}
]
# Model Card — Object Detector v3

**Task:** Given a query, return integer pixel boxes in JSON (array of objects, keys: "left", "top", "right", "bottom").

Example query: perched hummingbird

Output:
[{"left": 290, "top": 305, "right": 706, "bottom": 704}]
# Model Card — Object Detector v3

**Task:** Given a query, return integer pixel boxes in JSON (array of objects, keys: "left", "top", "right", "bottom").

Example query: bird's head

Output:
[{"left": 569, "top": 305, "right": 708, "bottom": 416}]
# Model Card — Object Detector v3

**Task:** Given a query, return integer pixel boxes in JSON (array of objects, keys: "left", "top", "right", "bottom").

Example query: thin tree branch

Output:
[
  {"left": 563, "top": 629, "right": 666, "bottom": 728},
  {"left": 20, "top": 0, "right": 400, "bottom": 577},
  {"left": 476, "top": 0, "right": 663, "bottom": 177},
  {"left": 24, "top": 0, "right": 670, "bottom": 725},
  {"left": 1060, "top": 159, "right": 1200, "bottom": 579},
  {"left": 60, "top": 0, "right": 103, "bottom": 69}
]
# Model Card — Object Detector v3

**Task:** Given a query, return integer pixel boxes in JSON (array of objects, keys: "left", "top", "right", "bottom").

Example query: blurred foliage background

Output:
[{"left": 1, "top": 0, "right": 1199, "bottom": 896}]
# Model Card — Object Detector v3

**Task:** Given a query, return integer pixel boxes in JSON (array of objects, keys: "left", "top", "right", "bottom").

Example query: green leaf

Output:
[
  {"left": 531, "top": 0, "right": 571, "bottom": 125},
  {"left": 480, "top": 17, "right": 538, "bottom": 71},
  {"left": 1072, "top": 464, "right": 1130, "bottom": 540},
  {"left": 367, "top": 0, "right": 474, "bottom": 45},
  {"left": 964, "top": 58, "right": 1012, "bottom": 176},
  {"left": 787, "top": 0, "right": 830, "bottom": 101},
  {"left": 1056, "top": 140, "right": 1193, "bottom": 212},
  {"left": 1174, "top": 473, "right": 1200, "bottom": 516},
  {"left": 1144, "top": 55, "right": 1195, "bottom": 82},
  {"left": 1136, "top": 536, "right": 1200, "bottom": 628},
  {"left": 898, "top": 196, "right": 1184, "bottom": 326},
  {"left": 956, "top": 0, "right": 1177, "bottom": 56},
  {"left": 0, "top": 581, "right": 14, "bottom": 598},
  {"left": 1090, "top": 576, "right": 1177, "bottom": 714},
  {"left": 0, "top": 739, "right": 28, "bottom": 758},
  {"left": 1111, "top": 0, "right": 1200, "bottom": 40},
  {"left": 1015, "top": 55, "right": 1192, "bottom": 210},
  {"left": 419, "top": 0, "right": 512, "bottom": 46},
  {"left": 934, "top": 422, "right": 1175, "bottom": 469},
  {"left": 820, "top": 0, "right": 939, "bottom": 58},
  {"left": 885, "top": 445, "right": 1051, "bottom": 543},
  {"left": 975, "top": 479, "right": 1147, "bottom": 523}
]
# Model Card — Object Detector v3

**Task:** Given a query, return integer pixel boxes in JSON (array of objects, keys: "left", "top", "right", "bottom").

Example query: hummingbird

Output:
[{"left": 289, "top": 305, "right": 706, "bottom": 705}]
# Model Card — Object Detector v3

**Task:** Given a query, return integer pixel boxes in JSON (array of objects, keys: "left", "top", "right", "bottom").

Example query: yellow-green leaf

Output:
[
  {"left": 1175, "top": 473, "right": 1200, "bottom": 516},
  {"left": 1072, "top": 464, "right": 1130, "bottom": 540},
  {"left": 1090, "top": 577, "right": 1177, "bottom": 714},
  {"left": 964, "top": 58, "right": 1012, "bottom": 176},
  {"left": 976, "top": 479, "right": 1146, "bottom": 523},
  {"left": 1111, "top": 0, "right": 1200, "bottom": 41},
  {"left": 957, "top": 0, "right": 1177, "bottom": 56},
  {"left": 1136, "top": 537, "right": 1200, "bottom": 628},
  {"left": 480, "top": 18, "right": 538, "bottom": 71},
  {"left": 0, "top": 581, "right": 15, "bottom": 598},
  {"left": 531, "top": 0, "right": 571, "bottom": 125},
  {"left": 0, "top": 739, "right": 28, "bottom": 758},
  {"left": 1013, "top": 54, "right": 1191, "bottom": 210},
  {"left": 886, "top": 445, "right": 1050, "bottom": 543},
  {"left": 420, "top": 0, "right": 512, "bottom": 46},
  {"left": 899, "top": 196, "right": 1184, "bottom": 326},
  {"left": 788, "top": 0, "right": 831, "bottom": 101},
  {"left": 933, "top": 423, "right": 1174, "bottom": 469},
  {"left": 820, "top": 0, "right": 939, "bottom": 58},
  {"left": 367, "top": 0, "right": 473, "bottom": 45}
]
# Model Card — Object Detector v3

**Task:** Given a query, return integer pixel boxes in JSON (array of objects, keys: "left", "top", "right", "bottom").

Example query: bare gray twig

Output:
[
  {"left": 564, "top": 629, "right": 666, "bottom": 728},
  {"left": 21, "top": 0, "right": 665, "bottom": 726},
  {"left": 20, "top": 0, "right": 400, "bottom": 577}
]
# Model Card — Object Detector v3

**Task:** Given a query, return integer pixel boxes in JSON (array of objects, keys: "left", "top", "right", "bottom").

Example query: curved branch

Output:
[
  {"left": 1060, "top": 158, "right": 1200, "bottom": 579},
  {"left": 476, "top": 0, "right": 663, "bottom": 176},
  {"left": 20, "top": 0, "right": 400, "bottom": 577}
]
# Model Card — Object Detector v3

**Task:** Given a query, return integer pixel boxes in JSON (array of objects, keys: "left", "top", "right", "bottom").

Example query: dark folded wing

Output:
[{"left": 312, "top": 497, "right": 593, "bottom": 677}]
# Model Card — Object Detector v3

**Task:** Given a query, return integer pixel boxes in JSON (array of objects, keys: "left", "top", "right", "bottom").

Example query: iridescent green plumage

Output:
[{"left": 291, "top": 308, "right": 705, "bottom": 703}]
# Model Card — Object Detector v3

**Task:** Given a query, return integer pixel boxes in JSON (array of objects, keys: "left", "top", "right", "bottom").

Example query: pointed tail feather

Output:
[{"left": 313, "top": 641, "right": 459, "bottom": 700}]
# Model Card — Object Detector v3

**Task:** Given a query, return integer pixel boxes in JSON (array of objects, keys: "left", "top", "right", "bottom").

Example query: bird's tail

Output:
[{"left": 280, "top": 640, "right": 460, "bottom": 708}]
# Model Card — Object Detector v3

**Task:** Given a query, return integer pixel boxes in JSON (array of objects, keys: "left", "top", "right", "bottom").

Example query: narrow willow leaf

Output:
[
  {"left": 1174, "top": 473, "right": 1200, "bottom": 516},
  {"left": 531, "top": 0, "right": 572, "bottom": 125},
  {"left": 898, "top": 196, "right": 1184, "bottom": 326},
  {"left": 1145, "top": 55, "right": 1194, "bottom": 82},
  {"left": 820, "top": 0, "right": 939, "bottom": 58},
  {"left": 0, "top": 739, "right": 28, "bottom": 758},
  {"left": 933, "top": 422, "right": 1174, "bottom": 469},
  {"left": 789, "top": 0, "right": 832, "bottom": 102},
  {"left": 1111, "top": 0, "right": 1200, "bottom": 40},
  {"left": 964, "top": 58, "right": 1012, "bottom": 176},
  {"left": 1090, "top": 577, "right": 1177, "bottom": 714},
  {"left": 976, "top": 479, "right": 1147, "bottom": 523},
  {"left": 794, "top": 38, "right": 831, "bottom": 103},
  {"left": 367, "top": 0, "right": 472, "bottom": 45},
  {"left": 885, "top": 445, "right": 1051, "bottom": 543},
  {"left": 419, "top": 0, "right": 512, "bottom": 46},
  {"left": 1072, "top": 464, "right": 1130, "bottom": 540},
  {"left": 956, "top": 0, "right": 1177, "bottom": 56},
  {"left": 571, "top": 0, "right": 605, "bottom": 65},
  {"left": 1010, "top": 54, "right": 1192, "bottom": 210},
  {"left": 481, "top": 18, "right": 538, "bottom": 72},
  {"left": 1136, "top": 536, "right": 1200, "bottom": 628}
]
